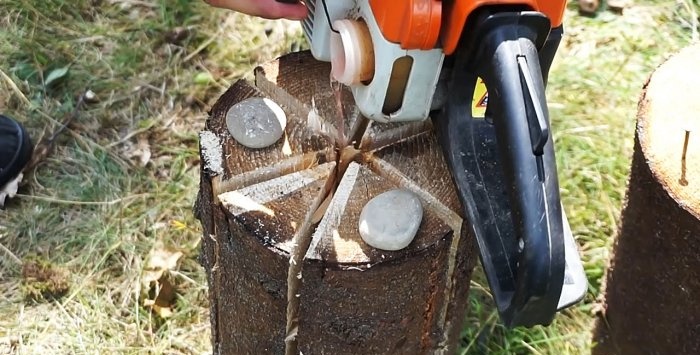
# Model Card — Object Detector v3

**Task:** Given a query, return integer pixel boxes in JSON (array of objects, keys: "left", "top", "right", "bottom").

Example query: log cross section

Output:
[{"left": 195, "top": 51, "right": 477, "bottom": 355}]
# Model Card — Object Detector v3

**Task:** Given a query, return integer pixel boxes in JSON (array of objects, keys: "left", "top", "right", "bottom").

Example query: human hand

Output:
[{"left": 204, "top": 0, "right": 308, "bottom": 20}]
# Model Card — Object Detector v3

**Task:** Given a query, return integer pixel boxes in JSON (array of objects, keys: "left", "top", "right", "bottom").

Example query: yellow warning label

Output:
[{"left": 472, "top": 77, "right": 488, "bottom": 118}]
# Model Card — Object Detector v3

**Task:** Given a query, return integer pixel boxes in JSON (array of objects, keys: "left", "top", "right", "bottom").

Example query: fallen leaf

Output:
[
  {"left": 150, "top": 303, "right": 174, "bottom": 318},
  {"left": 194, "top": 72, "right": 213, "bottom": 85},
  {"left": 164, "top": 26, "right": 191, "bottom": 44},
  {"left": 136, "top": 135, "right": 151, "bottom": 167},
  {"left": 0, "top": 336, "right": 19, "bottom": 354},
  {"left": 123, "top": 134, "right": 152, "bottom": 167},
  {"left": 170, "top": 220, "right": 188, "bottom": 230},
  {"left": 141, "top": 243, "right": 183, "bottom": 318},
  {"left": 143, "top": 276, "right": 177, "bottom": 318},
  {"left": 44, "top": 66, "right": 69, "bottom": 87}
]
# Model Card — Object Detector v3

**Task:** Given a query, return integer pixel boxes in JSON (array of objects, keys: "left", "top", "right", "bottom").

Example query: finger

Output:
[
  {"left": 205, "top": 0, "right": 307, "bottom": 20},
  {"left": 263, "top": 2, "right": 308, "bottom": 20}
]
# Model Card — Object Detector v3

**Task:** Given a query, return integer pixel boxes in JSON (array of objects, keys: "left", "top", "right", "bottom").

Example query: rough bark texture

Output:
[
  {"left": 195, "top": 51, "right": 478, "bottom": 355},
  {"left": 593, "top": 45, "right": 700, "bottom": 355}
]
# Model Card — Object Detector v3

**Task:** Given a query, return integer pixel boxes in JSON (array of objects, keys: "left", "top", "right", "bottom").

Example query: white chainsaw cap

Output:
[{"left": 330, "top": 19, "right": 374, "bottom": 85}]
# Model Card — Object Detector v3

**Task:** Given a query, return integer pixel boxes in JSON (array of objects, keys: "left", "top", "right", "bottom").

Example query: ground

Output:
[{"left": 0, "top": 1, "right": 697, "bottom": 354}]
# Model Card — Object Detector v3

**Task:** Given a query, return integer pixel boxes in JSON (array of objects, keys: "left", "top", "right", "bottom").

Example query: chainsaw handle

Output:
[
  {"left": 484, "top": 34, "right": 565, "bottom": 326},
  {"left": 435, "top": 12, "right": 566, "bottom": 328},
  {"left": 478, "top": 13, "right": 566, "bottom": 327}
]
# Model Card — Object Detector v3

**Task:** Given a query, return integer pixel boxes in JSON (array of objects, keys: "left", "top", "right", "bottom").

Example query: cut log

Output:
[
  {"left": 592, "top": 44, "right": 700, "bottom": 355},
  {"left": 195, "top": 51, "right": 477, "bottom": 355}
]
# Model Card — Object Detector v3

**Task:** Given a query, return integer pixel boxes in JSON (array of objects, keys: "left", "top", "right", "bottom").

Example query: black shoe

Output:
[{"left": 0, "top": 115, "right": 33, "bottom": 202}]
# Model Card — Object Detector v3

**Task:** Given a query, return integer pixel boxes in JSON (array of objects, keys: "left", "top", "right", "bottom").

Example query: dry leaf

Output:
[
  {"left": 0, "top": 336, "right": 19, "bottom": 354},
  {"left": 170, "top": 219, "right": 188, "bottom": 230},
  {"left": 141, "top": 243, "right": 183, "bottom": 318},
  {"left": 121, "top": 134, "right": 152, "bottom": 168},
  {"left": 136, "top": 135, "right": 151, "bottom": 167}
]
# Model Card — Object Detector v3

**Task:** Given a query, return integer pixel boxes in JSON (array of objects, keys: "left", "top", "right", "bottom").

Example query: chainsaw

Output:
[{"left": 277, "top": 0, "right": 587, "bottom": 328}]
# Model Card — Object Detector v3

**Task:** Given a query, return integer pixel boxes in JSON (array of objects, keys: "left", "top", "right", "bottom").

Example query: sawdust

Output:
[{"left": 199, "top": 131, "right": 223, "bottom": 175}]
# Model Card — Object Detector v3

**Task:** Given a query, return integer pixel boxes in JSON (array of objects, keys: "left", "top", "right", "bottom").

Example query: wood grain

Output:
[
  {"left": 359, "top": 119, "right": 433, "bottom": 151},
  {"left": 216, "top": 163, "right": 334, "bottom": 354},
  {"left": 298, "top": 162, "right": 475, "bottom": 354},
  {"left": 368, "top": 131, "right": 462, "bottom": 222},
  {"left": 205, "top": 79, "right": 336, "bottom": 192},
  {"left": 197, "top": 50, "right": 477, "bottom": 355},
  {"left": 255, "top": 51, "right": 366, "bottom": 147},
  {"left": 305, "top": 162, "right": 452, "bottom": 266}
]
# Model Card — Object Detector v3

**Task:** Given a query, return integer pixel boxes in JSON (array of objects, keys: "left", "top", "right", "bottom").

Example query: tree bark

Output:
[
  {"left": 593, "top": 44, "right": 700, "bottom": 355},
  {"left": 195, "top": 51, "right": 478, "bottom": 355}
]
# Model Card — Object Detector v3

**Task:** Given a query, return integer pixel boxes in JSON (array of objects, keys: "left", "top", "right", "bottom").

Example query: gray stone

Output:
[
  {"left": 358, "top": 189, "right": 423, "bottom": 251},
  {"left": 226, "top": 97, "right": 287, "bottom": 149}
]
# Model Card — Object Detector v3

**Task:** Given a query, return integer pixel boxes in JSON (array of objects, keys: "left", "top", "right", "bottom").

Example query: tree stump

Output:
[
  {"left": 195, "top": 51, "right": 477, "bottom": 355},
  {"left": 593, "top": 44, "right": 700, "bottom": 355}
]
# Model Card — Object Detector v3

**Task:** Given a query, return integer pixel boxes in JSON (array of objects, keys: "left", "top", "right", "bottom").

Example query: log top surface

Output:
[
  {"left": 305, "top": 162, "right": 453, "bottom": 267},
  {"left": 219, "top": 162, "right": 335, "bottom": 255},
  {"left": 203, "top": 50, "right": 463, "bottom": 268},
  {"left": 639, "top": 44, "right": 700, "bottom": 217},
  {"left": 206, "top": 80, "right": 336, "bottom": 189}
]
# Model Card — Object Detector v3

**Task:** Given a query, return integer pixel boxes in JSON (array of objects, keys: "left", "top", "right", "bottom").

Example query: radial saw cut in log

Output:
[{"left": 285, "top": 0, "right": 588, "bottom": 327}]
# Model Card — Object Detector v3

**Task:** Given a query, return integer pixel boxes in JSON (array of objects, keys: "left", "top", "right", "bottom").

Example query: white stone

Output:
[
  {"left": 358, "top": 189, "right": 423, "bottom": 251},
  {"left": 226, "top": 97, "right": 287, "bottom": 149}
]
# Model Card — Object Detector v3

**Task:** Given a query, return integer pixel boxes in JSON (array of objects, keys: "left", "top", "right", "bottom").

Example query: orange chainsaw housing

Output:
[{"left": 368, "top": 0, "right": 566, "bottom": 54}]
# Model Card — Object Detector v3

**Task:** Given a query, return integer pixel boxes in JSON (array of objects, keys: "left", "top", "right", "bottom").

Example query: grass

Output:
[
  {"left": 0, "top": 0, "right": 698, "bottom": 354},
  {"left": 0, "top": 1, "right": 303, "bottom": 352},
  {"left": 461, "top": 1, "right": 699, "bottom": 354}
]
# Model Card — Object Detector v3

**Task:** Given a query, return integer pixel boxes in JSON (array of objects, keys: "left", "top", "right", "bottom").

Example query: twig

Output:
[
  {"left": 24, "top": 93, "right": 87, "bottom": 172},
  {"left": 330, "top": 75, "right": 346, "bottom": 146},
  {"left": 0, "top": 241, "right": 22, "bottom": 266},
  {"left": 184, "top": 27, "right": 222, "bottom": 62},
  {"left": 680, "top": 129, "right": 691, "bottom": 186},
  {"left": 61, "top": 241, "right": 123, "bottom": 306},
  {"left": 104, "top": 124, "right": 155, "bottom": 149},
  {"left": 681, "top": 0, "right": 698, "bottom": 42},
  {"left": 520, "top": 340, "right": 545, "bottom": 355},
  {"left": 0, "top": 68, "right": 31, "bottom": 107},
  {"left": 169, "top": 270, "right": 199, "bottom": 286},
  {"left": 15, "top": 193, "right": 148, "bottom": 206}
]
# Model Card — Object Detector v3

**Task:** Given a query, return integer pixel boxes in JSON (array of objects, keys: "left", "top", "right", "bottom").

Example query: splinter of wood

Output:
[
  {"left": 680, "top": 129, "right": 690, "bottom": 185},
  {"left": 330, "top": 74, "right": 346, "bottom": 146}
]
